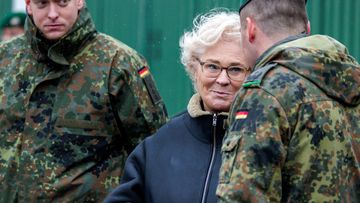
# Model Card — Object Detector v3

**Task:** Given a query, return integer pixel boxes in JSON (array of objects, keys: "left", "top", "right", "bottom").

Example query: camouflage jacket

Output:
[
  {"left": 0, "top": 8, "right": 167, "bottom": 203},
  {"left": 217, "top": 35, "right": 360, "bottom": 202}
]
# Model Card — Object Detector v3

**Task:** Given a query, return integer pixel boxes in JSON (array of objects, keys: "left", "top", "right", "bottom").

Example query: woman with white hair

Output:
[{"left": 104, "top": 9, "right": 249, "bottom": 203}]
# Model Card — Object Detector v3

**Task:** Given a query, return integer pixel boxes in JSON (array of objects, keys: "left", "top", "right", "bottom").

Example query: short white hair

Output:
[{"left": 179, "top": 9, "right": 241, "bottom": 83}]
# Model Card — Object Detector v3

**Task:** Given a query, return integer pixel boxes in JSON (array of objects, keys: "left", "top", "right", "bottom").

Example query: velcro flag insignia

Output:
[
  {"left": 138, "top": 66, "right": 161, "bottom": 105},
  {"left": 138, "top": 66, "right": 150, "bottom": 78},
  {"left": 236, "top": 111, "right": 248, "bottom": 120}
]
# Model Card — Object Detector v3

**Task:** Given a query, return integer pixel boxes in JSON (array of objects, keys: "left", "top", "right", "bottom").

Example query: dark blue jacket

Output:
[{"left": 104, "top": 95, "right": 227, "bottom": 203}]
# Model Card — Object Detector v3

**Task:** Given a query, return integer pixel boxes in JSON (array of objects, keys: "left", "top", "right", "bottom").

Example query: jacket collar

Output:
[
  {"left": 254, "top": 33, "right": 308, "bottom": 69},
  {"left": 254, "top": 34, "right": 360, "bottom": 106},
  {"left": 187, "top": 93, "right": 228, "bottom": 118},
  {"left": 184, "top": 94, "right": 229, "bottom": 143},
  {"left": 25, "top": 7, "right": 97, "bottom": 66}
]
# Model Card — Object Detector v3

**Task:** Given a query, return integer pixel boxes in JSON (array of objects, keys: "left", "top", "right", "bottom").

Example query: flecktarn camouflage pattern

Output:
[
  {"left": 217, "top": 35, "right": 360, "bottom": 202},
  {"left": 0, "top": 7, "right": 167, "bottom": 203}
]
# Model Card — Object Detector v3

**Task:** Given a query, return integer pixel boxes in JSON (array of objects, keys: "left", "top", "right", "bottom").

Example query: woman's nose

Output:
[{"left": 216, "top": 69, "right": 231, "bottom": 85}]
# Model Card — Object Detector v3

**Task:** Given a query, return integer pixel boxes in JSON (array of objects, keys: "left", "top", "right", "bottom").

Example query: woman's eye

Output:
[
  {"left": 228, "top": 67, "right": 245, "bottom": 74},
  {"left": 206, "top": 64, "right": 219, "bottom": 70}
]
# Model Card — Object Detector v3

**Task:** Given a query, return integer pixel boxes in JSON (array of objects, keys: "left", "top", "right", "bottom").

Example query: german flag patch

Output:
[
  {"left": 138, "top": 66, "right": 150, "bottom": 78},
  {"left": 231, "top": 109, "right": 255, "bottom": 131},
  {"left": 235, "top": 111, "right": 248, "bottom": 120},
  {"left": 138, "top": 66, "right": 161, "bottom": 105}
]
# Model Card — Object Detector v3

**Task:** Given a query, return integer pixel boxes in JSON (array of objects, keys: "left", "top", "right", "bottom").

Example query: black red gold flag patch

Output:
[
  {"left": 138, "top": 66, "right": 150, "bottom": 78},
  {"left": 236, "top": 111, "right": 248, "bottom": 120},
  {"left": 138, "top": 66, "right": 161, "bottom": 105}
]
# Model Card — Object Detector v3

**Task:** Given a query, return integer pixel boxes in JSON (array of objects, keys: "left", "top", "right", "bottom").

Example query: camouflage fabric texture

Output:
[
  {"left": 0, "top": 7, "right": 167, "bottom": 203},
  {"left": 217, "top": 35, "right": 360, "bottom": 202}
]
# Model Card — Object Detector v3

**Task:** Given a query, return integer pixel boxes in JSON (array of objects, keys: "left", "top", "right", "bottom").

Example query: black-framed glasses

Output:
[{"left": 196, "top": 58, "right": 249, "bottom": 82}]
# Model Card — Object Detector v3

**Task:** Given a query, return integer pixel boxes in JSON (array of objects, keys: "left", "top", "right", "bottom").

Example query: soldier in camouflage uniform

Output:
[
  {"left": 0, "top": 0, "right": 167, "bottom": 202},
  {"left": 217, "top": 0, "right": 360, "bottom": 202}
]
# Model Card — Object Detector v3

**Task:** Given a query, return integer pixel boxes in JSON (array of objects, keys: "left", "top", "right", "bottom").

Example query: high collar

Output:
[
  {"left": 254, "top": 33, "right": 308, "bottom": 69},
  {"left": 187, "top": 93, "right": 228, "bottom": 118},
  {"left": 184, "top": 94, "right": 228, "bottom": 144},
  {"left": 248, "top": 33, "right": 360, "bottom": 106},
  {"left": 25, "top": 7, "right": 97, "bottom": 66}
]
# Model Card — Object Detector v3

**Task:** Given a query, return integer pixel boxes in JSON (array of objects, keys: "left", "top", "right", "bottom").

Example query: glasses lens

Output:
[
  {"left": 227, "top": 66, "right": 247, "bottom": 81},
  {"left": 203, "top": 63, "right": 221, "bottom": 76},
  {"left": 201, "top": 61, "right": 248, "bottom": 81}
]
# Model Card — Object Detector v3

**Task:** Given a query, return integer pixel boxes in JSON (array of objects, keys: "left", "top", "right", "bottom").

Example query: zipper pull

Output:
[{"left": 212, "top": 113, "right": 217, "bottom": 127}]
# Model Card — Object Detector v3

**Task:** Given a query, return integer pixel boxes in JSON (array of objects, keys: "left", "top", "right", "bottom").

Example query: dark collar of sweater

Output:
[{"left": 185, "top": 94, "right": 228, "bottom": 144}]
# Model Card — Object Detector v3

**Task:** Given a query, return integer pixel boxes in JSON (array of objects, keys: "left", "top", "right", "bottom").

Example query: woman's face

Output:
[{"left": 195, "top": 39, "right": 247, "bottom": 112}]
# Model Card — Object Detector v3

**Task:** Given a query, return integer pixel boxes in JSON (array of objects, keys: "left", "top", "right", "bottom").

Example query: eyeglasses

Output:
[{"left": 196, "top": 58, "right": 249, "bottom": 82}]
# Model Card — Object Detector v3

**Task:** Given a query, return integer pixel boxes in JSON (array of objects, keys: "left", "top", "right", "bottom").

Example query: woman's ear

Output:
[{"left": 77, "top": 0, "right": 85, "bottom": 10}]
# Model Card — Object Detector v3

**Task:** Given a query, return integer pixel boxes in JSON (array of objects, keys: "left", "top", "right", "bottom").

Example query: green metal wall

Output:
[
  {"left": 2, "top": 0, "right": 360, "bottom": 116},
  {"left": 86, "top": 0, "right": 360, "bottom": 116},
  {"left": 0, "top": 0, "right": 12, "bottom": 37},
  {"left": 307, "top": 0, "right": 360, "bottom": 60},
  {"left": 0, "top": 1, "right": 11, "bottom": 20},
  {"left": 86, "top": 0, "right": 244, "bottom": 116}
]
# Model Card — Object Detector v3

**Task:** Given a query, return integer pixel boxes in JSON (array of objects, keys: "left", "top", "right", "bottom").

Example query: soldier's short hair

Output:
[
  {"left": 239, "top": 0, "right": 308, "bottom": 36},
  {"left": 179, "top": 9, "right": 241, "bottom": 88}
]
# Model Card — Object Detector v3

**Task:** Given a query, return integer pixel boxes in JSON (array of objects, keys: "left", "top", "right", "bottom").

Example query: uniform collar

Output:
[{"left": 254, "top": 33, "right": 308, "bottom": 69}]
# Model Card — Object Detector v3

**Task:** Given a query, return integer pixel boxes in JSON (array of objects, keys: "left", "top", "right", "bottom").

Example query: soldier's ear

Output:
[
  {"left": 26, "top": 2, "right": 33, "bottom": 15},
  {"left": 77, "top": 0, "right": 85, "bottom": 10},
  {"left": 246, "top": 17, "right": 256, "bottom": 43}
]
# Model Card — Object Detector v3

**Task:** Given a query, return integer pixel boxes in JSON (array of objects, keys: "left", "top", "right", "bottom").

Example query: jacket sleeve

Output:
[
  {"left": 217, "top": 87, "right": 290, "bottom": 202},
  {"left": 103, "top": 141, "right": 146, "bottom": 203},
  {"left": 108, "top": 49, "right": 168, "bottom": 151}
]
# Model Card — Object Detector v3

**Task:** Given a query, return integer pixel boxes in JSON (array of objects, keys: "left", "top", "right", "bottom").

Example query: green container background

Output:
[
  {"left": 85, "top": 0, "right": 244, "bottom": 116},
  {"left": 1, "top": 0, "right": 360, "bottom": 116},
  {"left": 0, "top": 1, "right": 12, "bottom": 23}
]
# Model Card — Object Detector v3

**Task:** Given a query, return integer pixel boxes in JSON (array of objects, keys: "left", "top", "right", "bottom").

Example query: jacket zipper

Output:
[{"left": 201, "top": 113, "right": 217, "bottom": 203}]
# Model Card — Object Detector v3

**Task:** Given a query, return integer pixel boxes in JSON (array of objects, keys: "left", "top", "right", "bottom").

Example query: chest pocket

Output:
[
  {"left": 219, "top": 130, "right": 242, "bottom": 184},
  {"left": 51, "top": 88, "right": 113, "bottom": 166},
  {"left": 55, "top": 119, "right": 104, "bottom": 135},
  {"left": 219, "top": 114, "right": 257, "bottom": 184},
  {"left": 53, "top": 63, "right": 113, "bottom": 136}
]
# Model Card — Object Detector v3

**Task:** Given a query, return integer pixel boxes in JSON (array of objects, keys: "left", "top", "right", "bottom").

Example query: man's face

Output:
[{"left": 26, "top": 0, "right": 84, "bottom": 41}]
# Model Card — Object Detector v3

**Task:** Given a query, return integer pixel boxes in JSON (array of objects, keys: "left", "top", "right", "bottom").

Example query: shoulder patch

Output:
[
  {"left": 242, "top": 63, "right": 278, "bottom": 88},
  {"left": 231, "top": 109, "right": 256, "bottom": 132},
  {"left": 243, "top": 80, "right": 261, "bottom": 88},
  {"left": 138, "top": 66, "right": 150, "bottom": 78},
  {"left": 235, "top": 111, "right": 248, "bottom": 120},
  {"left": 138, "top": 66, "right": 161, "bottom": 105}
]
